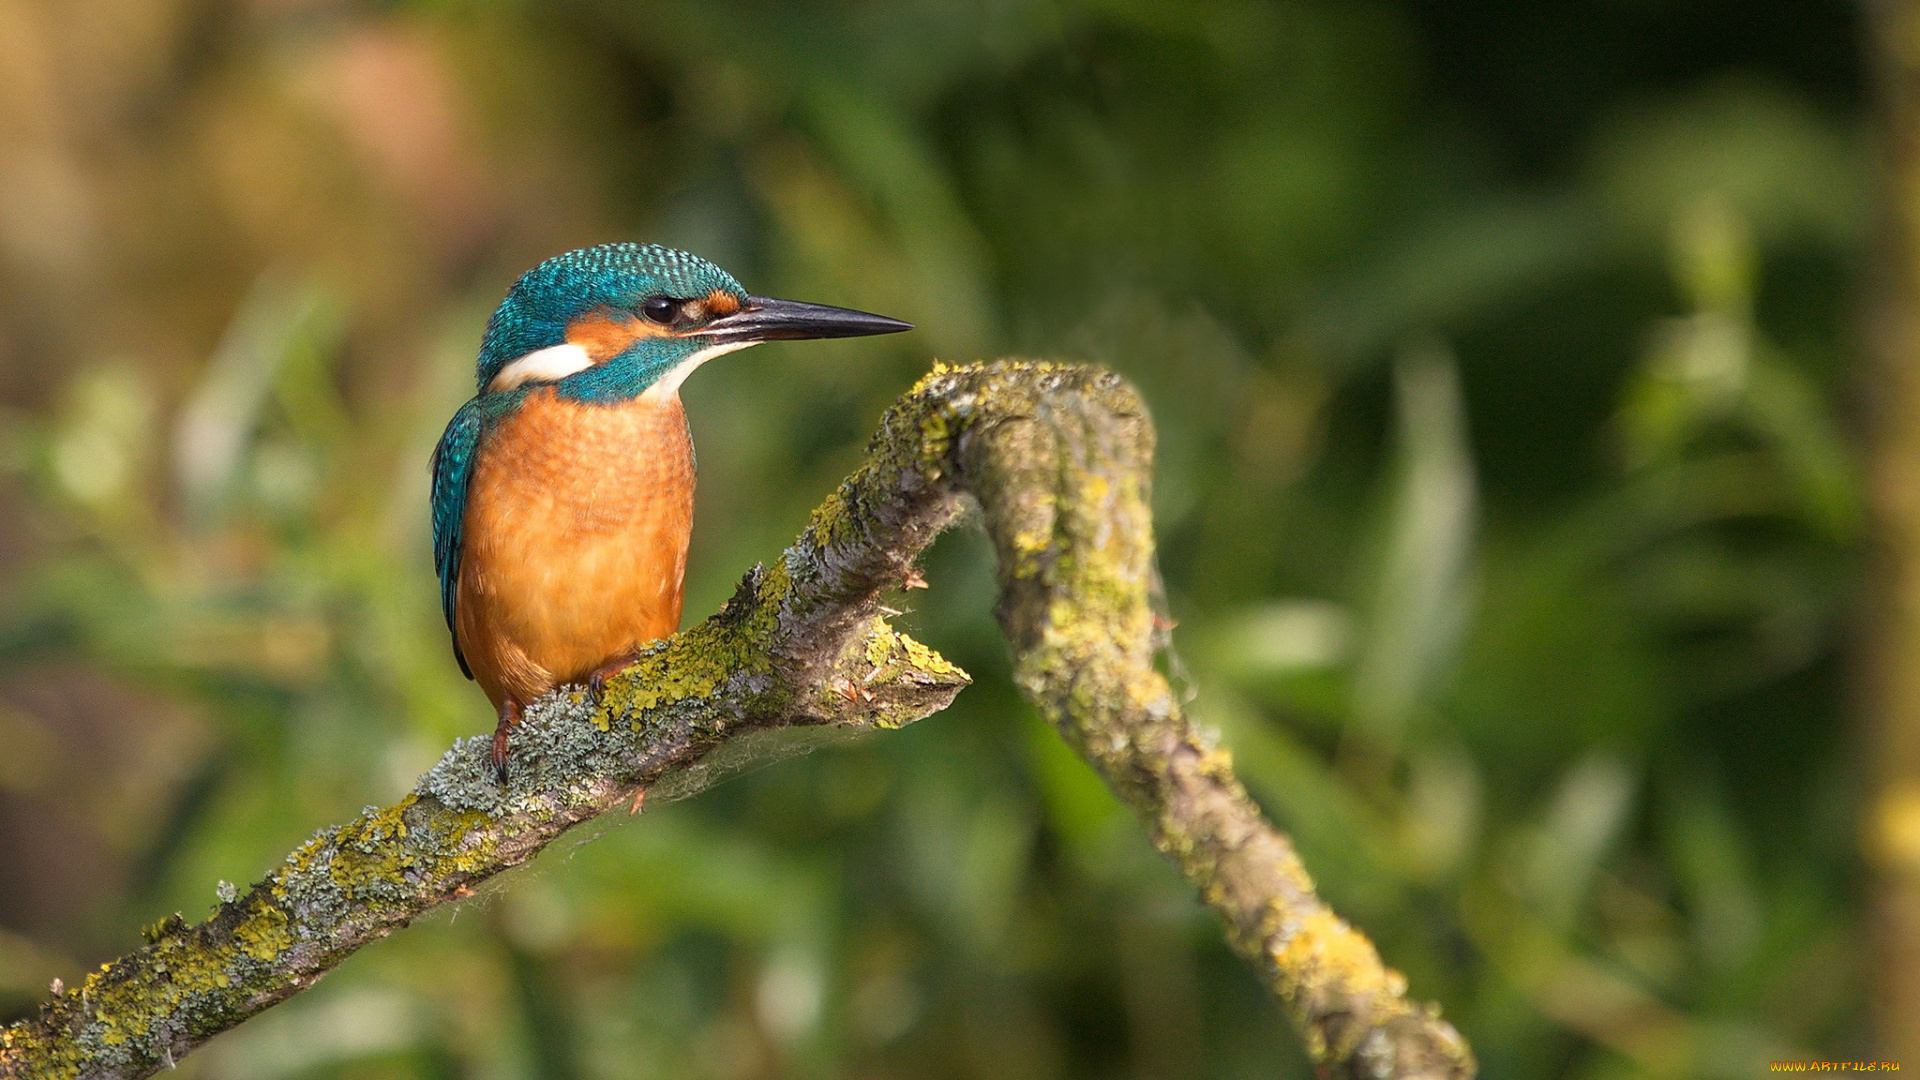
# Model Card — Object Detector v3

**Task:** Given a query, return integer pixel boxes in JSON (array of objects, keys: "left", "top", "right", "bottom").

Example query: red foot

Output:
[
  {"left": 491, "top": 699, "right": 521, "bottom": 785},
  {"left": 587, "top": 651, "right": 643, "bottom": 705}
]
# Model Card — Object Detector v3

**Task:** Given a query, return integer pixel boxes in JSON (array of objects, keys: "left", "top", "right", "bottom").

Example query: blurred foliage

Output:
[{"left": 0, "top": 0, "right": 1877, "bottom": 1077}]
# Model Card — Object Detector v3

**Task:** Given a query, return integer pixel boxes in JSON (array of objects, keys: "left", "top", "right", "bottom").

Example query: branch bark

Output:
[{"left": 0, "top": 361, "right": 1473, "bottom": 1080}]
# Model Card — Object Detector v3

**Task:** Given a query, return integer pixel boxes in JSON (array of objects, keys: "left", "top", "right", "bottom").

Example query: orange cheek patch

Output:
[
  {"left": 682, "top": 290, "right": 742, "bottom": 322},
  {"left": 565, "top": 310, "right": 671, "bottom": 362}
]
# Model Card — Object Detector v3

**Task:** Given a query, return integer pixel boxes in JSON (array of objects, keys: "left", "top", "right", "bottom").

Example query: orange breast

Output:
[{"left": 456, "top": 385, "right": 695, "bottom": 709}]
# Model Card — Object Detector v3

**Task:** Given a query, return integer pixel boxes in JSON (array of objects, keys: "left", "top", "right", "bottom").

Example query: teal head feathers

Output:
[{"left": 474, "top": 242, "right": 911, "bottom": 403}]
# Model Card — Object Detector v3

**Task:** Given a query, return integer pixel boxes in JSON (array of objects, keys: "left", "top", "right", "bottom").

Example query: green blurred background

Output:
[{"left": 0, "top": 0, "right": 1883, "bottom": 1076}]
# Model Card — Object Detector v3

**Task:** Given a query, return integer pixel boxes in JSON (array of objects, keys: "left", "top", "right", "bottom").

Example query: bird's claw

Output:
[
  {"left": 491, "top": 727, "right": 510, "bottom": 786},
  {"left": 587, "top": 653, "right": 640, "bottom": 706},
  {"left": 491, "top": 700, "right": 521, "bottom": 787}
]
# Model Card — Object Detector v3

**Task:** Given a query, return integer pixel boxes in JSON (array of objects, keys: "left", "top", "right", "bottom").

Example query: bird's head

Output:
[{"left": 475, "top": 243, "right": 911, "bottom": 401}]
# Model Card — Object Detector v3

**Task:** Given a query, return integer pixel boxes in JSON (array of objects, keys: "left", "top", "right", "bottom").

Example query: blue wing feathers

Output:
[{"left": 431, "top": 397, "right": 487, "bottom": 680}]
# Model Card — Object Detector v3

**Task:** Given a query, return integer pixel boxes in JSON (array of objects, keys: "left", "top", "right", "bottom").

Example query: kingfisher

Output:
[{"left": 431, "top": 243, "right": 912, "bottom": 779}]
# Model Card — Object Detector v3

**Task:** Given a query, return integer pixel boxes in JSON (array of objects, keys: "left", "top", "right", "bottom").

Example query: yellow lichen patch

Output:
[
  {"left": 327, "top": 798, "right": 433, "bottom": 895},
  {"left": 412, "top": 805, "right": 501, "bottom": 878},
  {"left": 610, "top": 627, "right": 747, "bottom": 718},
  {"left": 358, "top": 796, "right": 416, "bottom": 844},
  {"left": 1196, "top": 744, "right": 1235, "bottom": 780},
  {"left": 142, "top": 914, "right": 187, "bottom": 945},
  {"left": 807, "top": 493, "right": 854, "bottom": 549},
  {"left": 327, "top": 844, "right": 413, "bottom": 897},
  {"left": 1007, "top": 519, "right": 1055, "bottom": 577},
  {"left": 234, "top": 897, "right": 295, "bottom": 962},
  {"left": 864, "top": 629, "right": 898, "bottom": 667},
  {"left": 907, "top": 362, "right": 953, "bottom": 398},
  {"left": 856, "top": 625, "right": 966, "bottom": 691},
  {"left": 603, "top": 559, "right": 790, "bottom": 723},
  {"left": 917, "top": 409, "right": 951, "bottom": 464},
  {"left": 900, "top": 634, "right": 965, "bottom": 679},
  {"left": 1270, "top": 909, "right": 1408, "bottom": 1051}
]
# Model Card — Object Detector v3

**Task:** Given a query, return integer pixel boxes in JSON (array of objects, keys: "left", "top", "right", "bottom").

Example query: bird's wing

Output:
[{"left": 430, "top": 397, "right": 486, "bottom": 680}]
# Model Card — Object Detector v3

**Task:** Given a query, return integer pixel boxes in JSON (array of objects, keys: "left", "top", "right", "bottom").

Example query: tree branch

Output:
[{"left": 0, "top": 361, "right": 1473, "bottom": 1080}]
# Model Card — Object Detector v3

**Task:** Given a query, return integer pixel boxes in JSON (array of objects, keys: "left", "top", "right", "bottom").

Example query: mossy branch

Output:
[{"left": 0, "top": 361, "right": 1472, "bottom": 1080}]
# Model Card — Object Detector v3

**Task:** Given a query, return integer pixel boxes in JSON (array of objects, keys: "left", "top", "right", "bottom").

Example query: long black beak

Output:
[{"left": 704, "top": 296, "right": 913, "bottom": 345}]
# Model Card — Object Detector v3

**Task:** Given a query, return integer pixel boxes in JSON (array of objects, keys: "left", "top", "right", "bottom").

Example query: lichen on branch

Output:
[{"left": 0, "top": 361, "right": 1472, "bottom": 1080}]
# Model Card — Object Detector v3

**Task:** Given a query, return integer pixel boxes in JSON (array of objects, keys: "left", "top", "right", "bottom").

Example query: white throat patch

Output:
[{"left": 641, "top": 340, "right": 760, "bottom": 400}]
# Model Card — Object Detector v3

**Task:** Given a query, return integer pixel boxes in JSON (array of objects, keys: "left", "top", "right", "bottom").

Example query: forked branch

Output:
[{"left": 0, "top": 362, "right": 1472, "bottom": 1080}]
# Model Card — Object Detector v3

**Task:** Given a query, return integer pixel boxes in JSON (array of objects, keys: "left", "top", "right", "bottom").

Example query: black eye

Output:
[{"left": 641, "top": 297, "right": 678, "bottom": 325}]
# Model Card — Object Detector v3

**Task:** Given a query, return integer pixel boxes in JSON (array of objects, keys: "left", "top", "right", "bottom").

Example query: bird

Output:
[{"left": 430, "top": 243, "right": 912, "bottom": 780}]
